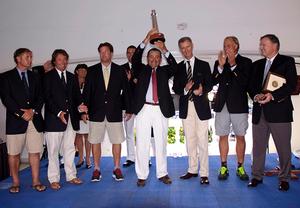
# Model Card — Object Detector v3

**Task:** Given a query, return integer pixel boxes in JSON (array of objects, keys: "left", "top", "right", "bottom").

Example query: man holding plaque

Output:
[
  {"left": 132, "top": 29, "right": 177, "bottom": 187},
  {"left": 248, "top": 34, "right": 297, "bottom": 191},
  {"left": 212, "top": 36, "right": 252, "bottom": 181}
]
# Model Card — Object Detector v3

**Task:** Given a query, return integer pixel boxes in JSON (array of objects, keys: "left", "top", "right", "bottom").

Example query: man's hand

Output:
[
  {"left": 126, "top": 70, "right": 132, "bottom": 81},
  {"left": 81, "top": 114, "right": 89, "bottom": 124},
  {"left": 124, "top": 113, "right": 132, "bottom": 121},
  {"left": 258, "top": 92, "right": 273, "bottom": 104},
  {"left": 78, "top": 103, "right": 88, "bottom": 113},
  {"left": 226, "top": 50, "right": 236, "bottom": 67},
  {"left": 193, "top": 83, "right": 203, "bottom": 96},
  {"left": 185, "top": 80, "right": 194, "bottom": 91},
  {"left": 154, "top": 40, "right": 167, "bottom": 53},
  {"left": 59, "top": 111, "right": 67, "bottom": 124},
  {"left": 21, "top": 109, "right": 34, "bottom": 121},
  {"left": 43, "top": 60, "right": 53, "bottom": 73},
  {"left": 254, "top": 94, "right": 266, "bottom": 102},
  {"left": 218, "top": 51, "right": 226, "bottom": 69}
]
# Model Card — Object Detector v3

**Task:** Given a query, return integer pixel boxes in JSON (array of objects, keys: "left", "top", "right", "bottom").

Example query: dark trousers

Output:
[{"left": 252, "top": 112, "right": 291, "bottom": 181}]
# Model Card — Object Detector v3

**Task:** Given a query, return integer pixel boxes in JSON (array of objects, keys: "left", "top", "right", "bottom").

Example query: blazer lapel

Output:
[
  {"left": 13, "top": 68, "right": 29, "bottom": 96},
  {"left": 66, "top": 71, "right": 73, "bottom": 94},
  {"left": 106, "top": 63, "right": 114, "bottom": 92},
  {"left": 269, "top": 54, "right": 281, "bottom": 73}
]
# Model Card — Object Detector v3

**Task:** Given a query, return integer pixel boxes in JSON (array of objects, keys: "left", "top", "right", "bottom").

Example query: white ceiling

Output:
[{"left": 1, "top": 0, "right": 300, "bottom": 71}]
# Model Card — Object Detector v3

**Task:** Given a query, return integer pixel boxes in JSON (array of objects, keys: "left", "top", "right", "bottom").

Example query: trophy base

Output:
[{"left": 150, "top": 33, "right": 165, "bottom": 44}]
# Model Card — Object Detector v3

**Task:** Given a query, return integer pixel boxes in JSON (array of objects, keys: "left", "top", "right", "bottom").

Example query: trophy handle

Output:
[{"left": 151, "top": 9, "right": 159, "bottom": 32}]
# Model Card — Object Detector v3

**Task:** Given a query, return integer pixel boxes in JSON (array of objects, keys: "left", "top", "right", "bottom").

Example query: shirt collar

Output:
[
  {"left": 184, "top": 56, "right": 195, "bottom": 65},
  {"left": 267, "top": 53, "right": 278, "bottom": 63},
  {"left": 16, "top": 67, "right": 27, "bottom": 73},
  {"left": 101, "top": 63, "right": 111, "bottom": 70},
  {"left": 55, "top": 68, "right": 66, "bottom": 75}
]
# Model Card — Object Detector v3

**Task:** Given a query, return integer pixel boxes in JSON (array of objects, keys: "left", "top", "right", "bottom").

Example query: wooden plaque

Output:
[{"left": 263, "top": 72, "right": 286, "bottom": 92}]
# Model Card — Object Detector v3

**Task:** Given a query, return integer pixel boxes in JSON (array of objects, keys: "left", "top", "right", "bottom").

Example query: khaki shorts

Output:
[
  {"left": 6, "top": 121, "right": 43, "bottom": 155},
  {"left": 88, "top": 119, "right": 125, "bottom": 144}
]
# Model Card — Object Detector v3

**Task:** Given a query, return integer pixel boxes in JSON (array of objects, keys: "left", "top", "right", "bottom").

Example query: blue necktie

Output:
[
  {"left": 21, "top": 72, "right": 29, "bottom": 98},
  {"left": 263, "top": 59, "right": 272, "bottom": 81}
]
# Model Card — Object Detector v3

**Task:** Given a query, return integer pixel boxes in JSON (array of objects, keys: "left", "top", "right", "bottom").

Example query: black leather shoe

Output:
[
  {"left": 137, "top": 179, "right": 146, "bottom": 187},
  {"left": 278, "top": 181, "right": 289, "bottom": 191},
  {"left": 200, "top": 177, "right": 209, "bottom": 185},
  {"left": 180, "top": 172, "right": 198, "bottom": 180},
  {"left": 248, "top": 178, "right": 263, "bottom": 187},
  {"left": 123, "top": 160, "right": 135, "bottom": 167},
  {"left": 159, "top": 175, "right": 172, "bottom": 184}
]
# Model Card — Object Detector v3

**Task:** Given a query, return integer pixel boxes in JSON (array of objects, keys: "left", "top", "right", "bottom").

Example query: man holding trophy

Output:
[{"left": 131, "top": 10, "right": 177, "bottom": 187}]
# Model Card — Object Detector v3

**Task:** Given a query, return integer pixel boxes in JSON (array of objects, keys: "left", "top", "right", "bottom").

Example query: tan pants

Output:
[{"left": 182, "top": 101, "right": 209, "bottom": 177}]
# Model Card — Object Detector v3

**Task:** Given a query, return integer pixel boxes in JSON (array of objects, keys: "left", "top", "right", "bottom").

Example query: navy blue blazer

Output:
[
  {"left": 43, "top": 69, "right": 81, "bottom": 132},
  {"left": 1, "top": 68, "right": 44, "bottom": 134},
  {"left": 248, "top": 54, "right": 297, "bottom": 124},
  {"left": 173, "top": 58, "right": 212, "bottom": 120}
]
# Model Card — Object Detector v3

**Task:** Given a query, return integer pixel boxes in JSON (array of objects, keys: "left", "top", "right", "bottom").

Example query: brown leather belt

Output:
[{"left": 145, "top": 102, "right": 159, "bottom": 106}]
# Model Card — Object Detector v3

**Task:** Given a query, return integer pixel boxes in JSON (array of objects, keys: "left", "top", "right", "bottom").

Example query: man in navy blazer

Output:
[
  {"left": 212, "top": 36, "right": 252, "bottom": 181},
  {"left": 82, "top": 42, "right": 132, "bottom": 182},
  {"left": 248, "top": 34, "right": 297, "bottom": 191},
  {"left": 172, "top": 37, "right": 212, "bottom": 185},
  {"left": 44, "top": 49, "right": 86, "bottom": 190},
  {"left": 1, "top": 48, "right": 46, "bottom": 193}
]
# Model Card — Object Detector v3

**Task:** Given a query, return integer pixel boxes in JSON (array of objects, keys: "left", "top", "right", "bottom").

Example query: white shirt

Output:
[
  {"left": 140, "top": 42, "right": 170, "bottom": 103},
  {"left": 56, "top": 68, "right": 67, "bottom": 83}
]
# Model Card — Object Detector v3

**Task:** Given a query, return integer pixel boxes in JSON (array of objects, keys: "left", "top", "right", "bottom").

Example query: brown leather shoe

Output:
[
  {"left": 137, "top": 179, "right": 146, "bottom": 187},
  {"left": 180, "top": 172, "right": 198, "bottom": 180},
  {"left": 159, "top": 175, "right": 172, "bottom": 184}
]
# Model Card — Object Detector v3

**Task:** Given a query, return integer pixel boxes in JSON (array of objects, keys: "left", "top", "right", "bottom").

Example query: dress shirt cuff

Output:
[
  {"left": 184, "top": 88, "right": 189, "bottom": 95},
  {"left": 231, "top": 65, "right": 237, "bottom": 71},
  {"left": 57, "top": 111, "right": 62, "bottom": 117},
  {"left": 218, "top": 66, "right": 223, "bottom": 74},
  {"left": 140, "top": 43, "right": 145, "bottom": 49},
  {"left": 164, "top": 51, "right": 170, "bottom": 58}
]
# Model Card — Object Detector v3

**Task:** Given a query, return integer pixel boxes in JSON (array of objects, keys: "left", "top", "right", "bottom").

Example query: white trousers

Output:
[
  {"left": 135, "top": 104, "right": 168, "bottom": 179},
  {"left": 123, "top": 113, "right": 135, "bottom": 162},
  {"left": 46, "top": 118, "right": 77, "bottom": 183},
  {"left": 182, "top": 101, "right": 209, "bottom": 177}
]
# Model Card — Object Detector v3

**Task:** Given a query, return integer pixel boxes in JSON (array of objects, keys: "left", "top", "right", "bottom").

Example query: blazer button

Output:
[
  {"left": 226, "top": 83, "right": 229, "bottom": 86},
  {"left": 105, "top": 101, "right": 107, "bottom": 104},
  {"left": 27, "top": 101, "right": 30, "bottom": 104},
  {"left": 66, "top": 109, "right": 69, "bottom": 112}
]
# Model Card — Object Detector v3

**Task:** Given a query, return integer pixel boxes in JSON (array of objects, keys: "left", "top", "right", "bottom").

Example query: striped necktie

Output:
[{"left": 186, "top": 61, "right": 193, "bottom": 101}]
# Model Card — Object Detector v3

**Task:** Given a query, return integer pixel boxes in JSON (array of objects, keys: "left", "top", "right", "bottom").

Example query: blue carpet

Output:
[{"left": 1, "top": 154, "right": 300, "bottom": 208}]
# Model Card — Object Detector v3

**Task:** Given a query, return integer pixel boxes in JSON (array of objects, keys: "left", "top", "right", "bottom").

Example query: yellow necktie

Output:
[{"left": 104, "top": 68, "right": 109, "bottom": 89}]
